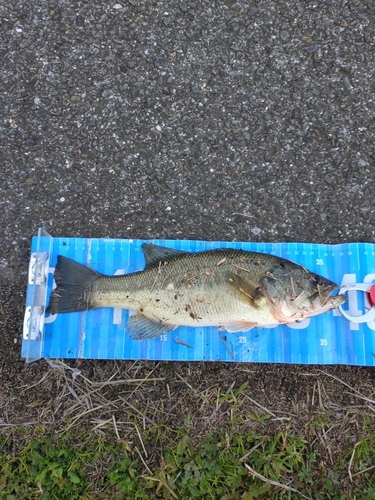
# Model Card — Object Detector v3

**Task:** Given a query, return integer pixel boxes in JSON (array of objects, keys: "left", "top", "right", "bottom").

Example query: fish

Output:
[{"left": 46, "top": 243, "right": 346, "bottom": 340}]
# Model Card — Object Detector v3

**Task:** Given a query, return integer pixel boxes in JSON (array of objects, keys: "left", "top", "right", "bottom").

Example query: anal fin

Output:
[{"left": 127, "top": 313, "right": 176, "bottom": 340}]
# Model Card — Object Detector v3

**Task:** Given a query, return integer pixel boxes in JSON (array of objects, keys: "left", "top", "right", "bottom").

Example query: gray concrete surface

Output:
[{"left": 1, "top": 1, "right": 375, "bottom": 368}]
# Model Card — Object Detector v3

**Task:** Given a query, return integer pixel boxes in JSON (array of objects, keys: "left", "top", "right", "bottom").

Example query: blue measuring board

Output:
[{"left": 22, "top": 231, "right": 375, "bottom": 365}]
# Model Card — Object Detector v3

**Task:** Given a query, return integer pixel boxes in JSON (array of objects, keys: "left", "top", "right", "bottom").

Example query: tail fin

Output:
[{"left": 46, "top": 256, "right": 99, "bottom": 314}]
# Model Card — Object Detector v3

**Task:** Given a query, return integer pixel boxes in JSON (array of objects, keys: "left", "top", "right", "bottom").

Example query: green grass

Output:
[{"left": 1, "top": 419, "right": 375, "bottom": 500}]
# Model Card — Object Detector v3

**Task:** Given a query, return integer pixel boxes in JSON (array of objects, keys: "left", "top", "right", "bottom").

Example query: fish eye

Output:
[{"left": 311, "top": 273, "right": 325, "bottom": 285}]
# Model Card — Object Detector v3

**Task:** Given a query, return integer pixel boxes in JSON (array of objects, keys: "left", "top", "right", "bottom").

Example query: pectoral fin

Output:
[
  {"left": 227, "top": 272, "right": 260, "bottom": 307},
  {"left": 127, "top": 313, "right": 176, "bottom": 340}
]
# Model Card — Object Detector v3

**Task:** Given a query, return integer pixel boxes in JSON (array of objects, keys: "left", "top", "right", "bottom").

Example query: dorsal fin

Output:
[{"left": 141, "top": 243, "right": 186, "bottom": 270}]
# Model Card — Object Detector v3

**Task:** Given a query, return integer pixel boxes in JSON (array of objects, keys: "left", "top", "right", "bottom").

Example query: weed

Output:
[
  {"left": 248, "top": 413, "right": 271, "bottom": 424},
  {"left": 311, "top": 412, "right": 332, "bottom": 429},
  {"left": 0, "top": 433, "right": 91, "bottom": 499},
  {"left": 1, "top": 418, "right": 375, "bottom": 499}
]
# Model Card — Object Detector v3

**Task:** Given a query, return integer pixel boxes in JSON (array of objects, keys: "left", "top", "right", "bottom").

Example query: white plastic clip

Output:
[
  {"left": 28, "top": 252, "right": 49, "bottom": 285},
  {"left": 23, "top": 306, "right": 45, "bottom": 340},
  {"left": 338, "top": 283, "right": 375, "bottom": 323}
]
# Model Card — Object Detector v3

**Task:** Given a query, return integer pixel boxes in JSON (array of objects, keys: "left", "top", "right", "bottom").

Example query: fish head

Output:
[{"left": 258, "top": 261, "right": 346, "bottom": 323}]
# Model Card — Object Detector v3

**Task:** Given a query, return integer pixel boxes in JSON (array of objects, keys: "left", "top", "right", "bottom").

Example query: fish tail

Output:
[{"left": 46, "top": 256, "right": 99, "bottom": 314}]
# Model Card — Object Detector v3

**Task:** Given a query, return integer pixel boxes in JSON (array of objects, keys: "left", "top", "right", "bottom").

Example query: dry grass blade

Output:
[
  {"left": 91, "top": 418, "right": 113, "bottom": 432},
  {"left": 112, "top": 415, "right": 121, "bottom": 441},
  {"left": 351, "top": 464, "right": 375, "bottom": 479},
  {"left": 19, "top": 371, "right": 51, "bottom": 393},
  {"left": 127, "top": 362, "right": 162, "bottom": 398},
  {"left": 319, "top": 370, "right": 375, "bottom": 405},
  {"left": 134, "top": 422, "right": 148, "bottom": 458},
  {"left": 119, "top": 397, "right": 157, "bottom": 426},
  {"left": 244, "top": 463, "right": 312, "bottom": 500},
  {"left": 232, "top": 212, "right": 254, "bottom": 218},
  {"left": 239, "top": 441, "right": 264, "bottom": 462},
  {"left": 89, "top": 377, "right": 165, "bottom": 387},
  {"left": 134, "top": 446, "right": 152, "bottom": 475},
  {"left": 315, "top": 425, "right": 334, "bottom": 465},
  {"left": 218, "top": 332, "right": 234, "bottom": 360},
  {"left": 62, "top": 399, "right": 122, "bottom": 434},
  {"left": 317, "top": 379, "right": 324, "bottom": 410},
  {"left": 0, "top": 421, "right": 54, "bottom": 428},
  {"left": 244, "top": 395, "right": 276, "bottom": 418},
  {"left": 45, "top": 359, "right": 81, "bottom": 380},
  {"left": 176, "top": 372, "right": 197, "bottom": 394},
  {"left": 348, "top": 441, "right": 360, "bottom": 482},
  {"left": 144, "top": 476, "right": 178, "bottom": 499},
  {"left": 174, "top": 338, "right": 193, "bottom": 349}
]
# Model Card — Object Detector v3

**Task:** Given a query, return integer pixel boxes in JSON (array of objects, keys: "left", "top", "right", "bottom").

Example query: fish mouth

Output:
[
  {"left": 315, "top": 292, "right": 346, "bottom": 309},
  {"left": 309, "top": 279, "right": 346, "bottom": 308},
  {"left": 307, "top": 273, "right": 348, "bottom": 309}
]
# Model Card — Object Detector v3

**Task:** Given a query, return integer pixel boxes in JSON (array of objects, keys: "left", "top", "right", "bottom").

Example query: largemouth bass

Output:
[{"left": 46, "top": 243, "right": 346, "bottom": 340}]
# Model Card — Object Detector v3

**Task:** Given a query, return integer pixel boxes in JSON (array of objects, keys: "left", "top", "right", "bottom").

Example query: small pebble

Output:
[
  {"left": 304, "top": 43, "right": 319, "bottom": 54},
  {"left": 326, "top": 229, "right": 340, "bottom": 238},
  {"left": 280, "top": 30, "right": 289, "bottom": 41}
]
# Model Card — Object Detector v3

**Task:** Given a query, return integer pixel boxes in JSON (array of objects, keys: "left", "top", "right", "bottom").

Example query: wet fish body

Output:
[{"left": 46, "top": 244, "right": 346, "bottom": 340}]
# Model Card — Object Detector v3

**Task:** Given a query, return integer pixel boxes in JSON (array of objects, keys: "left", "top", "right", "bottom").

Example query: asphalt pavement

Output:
[{"left": 1, "top": 0, "right": 375, "bottom": 364}]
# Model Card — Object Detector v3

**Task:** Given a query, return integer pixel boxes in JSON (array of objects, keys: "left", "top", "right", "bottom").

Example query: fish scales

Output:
[{"left": 91, "top": 250, "right": 271, "bottom": 324}]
